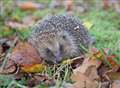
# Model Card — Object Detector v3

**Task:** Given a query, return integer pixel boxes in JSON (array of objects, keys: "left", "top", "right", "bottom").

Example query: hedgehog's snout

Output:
[{"left": 55, "top": 50, "right": 63, "bottom": 63}]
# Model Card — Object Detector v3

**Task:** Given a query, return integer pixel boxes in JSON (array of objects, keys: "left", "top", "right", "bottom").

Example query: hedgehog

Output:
[{"left": 28, "top": 15, "right": 92, "bottom": 64}]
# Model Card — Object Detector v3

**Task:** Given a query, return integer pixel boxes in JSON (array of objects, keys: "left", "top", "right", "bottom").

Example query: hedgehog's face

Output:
[{"left": 37, "top": 31, "right": 78, "bottom": 64}]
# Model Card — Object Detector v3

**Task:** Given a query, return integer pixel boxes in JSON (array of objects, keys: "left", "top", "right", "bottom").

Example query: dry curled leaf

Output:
[
  {"left": 10, "top": 42, "right": 42, "bottom": 66},
  {"left": 71, "top": 72, "right": 99, "bottom": 88},
  {"left": 73, "top": 57, "right": 102, "bottom": 74},
  {"left": 8, "top": 42, "right": 46, "bottom": 73},
  {"left": 85, "top": 66, "right": 100, "bottom": 81},
  {"left": 71, "top": 53, "right": 101, "bottom": 88},
  {"left": 18, "top": 1, "right": 45, "bottom": 11},
  {"left": 112, "top": 80, "right": 120, "bottom": 88},
  {"left": 18, "top": 1, "right": 39, "bottom": 11}
]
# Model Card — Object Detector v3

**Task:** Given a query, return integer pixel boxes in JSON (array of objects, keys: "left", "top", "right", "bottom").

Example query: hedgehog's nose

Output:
[
  {"left": 55, "top": 51, "right": 62, "bottom": 63},
  {"left": 56, "top": 57, "right": 62, "bottom": 63},
  {"left": 56, "top": 55, "right": 62, "bottom": 63}
]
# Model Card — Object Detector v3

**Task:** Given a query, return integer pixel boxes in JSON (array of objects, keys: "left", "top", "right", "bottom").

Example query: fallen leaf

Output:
[
  {"left": 71, "top": 55, "right": 101, "bottom": 88},
  {"left": 17, "top": 1, "right": 45, "bottom": 11},
  {"left": 71, "top": 72, "right": 99, "bottom": 88},
  {"left": 83, "top": 21, "right": 93, "bottom": 30},
  {"left": 112, "top": 80, "right": 120, "bottom": 88},
  {"left": 10, "top": 42, "right": 42, "bottom": 66},
  {"left": 65, "top": 0, "right": 73, "bottom": 11},
  {"left": 21, "top": 64, "right": 46, "bottom": 73},
  {"left": 73, "top": 57, "right": 102, "bottom": 74},
  {"left": 85, "top": 66, "right": 100, "bottom": 81},
  {"left": 18, "top": 1, "right": 39, "bottom": 11},
  {"left": 6, "top": 21, "right": 26, "bottom": 29},
  {"left": 6, "top": 15, "right": 37, "bottom": 29},
  {"left": 8, "top": 42, "right": 46, "bottom": 73},
  {"left": 107, "top": 72, "right": 120, "bottom": 80}
]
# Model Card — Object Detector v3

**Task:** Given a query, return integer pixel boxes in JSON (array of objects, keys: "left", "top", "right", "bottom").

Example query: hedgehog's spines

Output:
[{"left": 28, "top": 15, "right": 92, "bottom": 64}]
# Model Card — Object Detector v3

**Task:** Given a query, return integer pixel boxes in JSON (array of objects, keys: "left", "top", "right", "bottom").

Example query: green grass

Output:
[{"left": 78, "top": 10, "right": 120, "bottom": 50}]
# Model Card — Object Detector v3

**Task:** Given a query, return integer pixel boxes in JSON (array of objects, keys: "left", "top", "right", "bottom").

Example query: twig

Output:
[{"left": 71, "top": 55, "right": 84, "bottom": 61}]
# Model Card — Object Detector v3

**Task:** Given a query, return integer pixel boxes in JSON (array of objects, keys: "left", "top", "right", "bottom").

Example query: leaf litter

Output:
[{"left": 0, "top": 1, "right": 120, "bottom": 87}]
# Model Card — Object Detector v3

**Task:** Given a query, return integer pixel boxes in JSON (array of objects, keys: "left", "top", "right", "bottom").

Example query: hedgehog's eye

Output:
[
  {"left": 45, "top": 48, "right": 51, "bottom": 54},
  {"left": 45, "top": 48, "right": 54, "bottom": 57},
  {"left": 62, "top": 35, "right": 66, "bottom": 40}
]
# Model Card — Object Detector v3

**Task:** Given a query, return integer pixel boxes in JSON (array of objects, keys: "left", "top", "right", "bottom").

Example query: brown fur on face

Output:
[{"left": 30, "top": 30, "right": 78, "bottom": 64}]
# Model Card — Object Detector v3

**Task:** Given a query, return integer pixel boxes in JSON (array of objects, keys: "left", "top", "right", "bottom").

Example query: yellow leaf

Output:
[
  {"left": 83, "top": 21, "right": 93, "bottom": 30},
  {"left": 21, "top": 64, "right": 46, "bottom": 73},
  {"left": 62, "top": 59, "right": 73, "bottom": 64}
]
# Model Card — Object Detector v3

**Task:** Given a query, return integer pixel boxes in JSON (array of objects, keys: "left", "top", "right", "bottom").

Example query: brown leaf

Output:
[
  {"left": 65, "top": 0, "right": 73, "bottom": 11},
  {"left": 18, "top": 1, "right": 39, "bottom": 11},
  {"left": 71, "top": 72, "right": 99, "bottom": 88},
  {"left": 112, "top": 80, "right": 120, "bottom": 88},
  {"left": 10, "top": 42, "right": 42, "bottom": 66},
  {"left": 73, "top": 57, "right": 102, "bottom": 74},
  {"left": 0, "top": 42, "right": 45, "bottom": 74},
  {"left": 6, "top": 15, "right": 37, "bottom": 29},
  {"left": 6, "top": 21, "right": 26, "bottom": 29},
  {"left": 71, "top": 55, "right": 101, "bottom": 88},
  {"left": 85, "top": 66, "right": 100, "bottom": 81}
]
